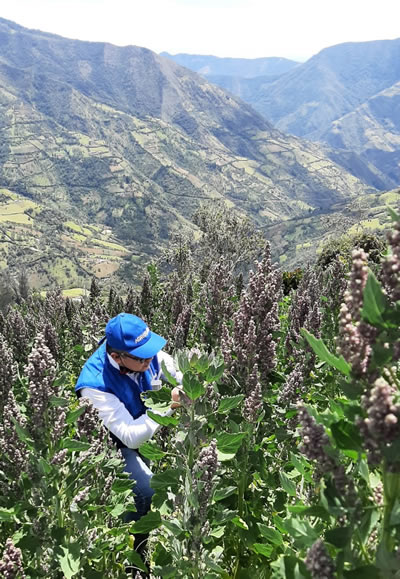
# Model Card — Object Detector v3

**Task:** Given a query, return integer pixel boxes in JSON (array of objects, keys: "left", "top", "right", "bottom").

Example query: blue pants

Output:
[{"left": 120, "top": 448, "right": 154, "bottom": 522}]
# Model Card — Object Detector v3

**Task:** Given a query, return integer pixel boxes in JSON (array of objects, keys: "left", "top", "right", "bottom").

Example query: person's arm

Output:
[{"left": 80, "top": 387, "right": 173, "bottom": 449}]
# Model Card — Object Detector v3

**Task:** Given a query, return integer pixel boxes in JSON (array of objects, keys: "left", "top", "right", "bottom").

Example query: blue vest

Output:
[{"left": 75, "top": 342, "right": 160, "bottom": 420}]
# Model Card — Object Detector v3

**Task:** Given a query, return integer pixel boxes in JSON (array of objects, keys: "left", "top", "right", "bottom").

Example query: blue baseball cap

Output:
[{"left": 105, "top": 313, "right": 166, "bottom": 358}]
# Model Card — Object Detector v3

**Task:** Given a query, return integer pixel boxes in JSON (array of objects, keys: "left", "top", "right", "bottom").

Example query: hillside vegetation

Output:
[
  {"left": 3, "top": 211, "right": 400, "bottom": 576},
  {"left": 0, "top": 18, "right": 380, "bottom": 291},
  {"left": 166, "top": 39, "right": 400, "bottom": 190}
]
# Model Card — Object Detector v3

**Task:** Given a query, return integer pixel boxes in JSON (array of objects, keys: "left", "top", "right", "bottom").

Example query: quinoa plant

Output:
[
  {"left": 296, "top": 210, "right": 400, "bottom": 577},
  {"left": 0, "top": 312, "right": 140, "bottom": 578}
]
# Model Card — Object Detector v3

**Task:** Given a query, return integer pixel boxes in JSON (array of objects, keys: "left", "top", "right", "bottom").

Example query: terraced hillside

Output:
[
  {"left": 266, "top": 188, "right": 400, "bottom": 268},
  {"left": 0, "top": 18, "right": 380, "bottom": 290}
]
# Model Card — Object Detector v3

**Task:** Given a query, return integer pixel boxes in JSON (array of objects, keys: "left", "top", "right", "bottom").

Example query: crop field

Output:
[{"left": 1, "top": 209, "right": 400, "bottom": 578}]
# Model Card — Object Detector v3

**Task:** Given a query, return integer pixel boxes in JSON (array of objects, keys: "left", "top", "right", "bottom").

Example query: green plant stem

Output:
[
  {"left": 233, "top": 424, "right": 252, "bottom": 578},
  {"left": 355, "top": 528, "right": 372, "bottom": 564},
  {"left": 181, "top": 397, "right": 203, "bottom": 577},
  {"left": 382, "top": 468, "right": 400, "bottom": 551},
  {"left": 187, "top": 401, "right": 196, "bottom": 470},
  {"left": 237, "top": 424, "right": 252, "bottom": 517}
]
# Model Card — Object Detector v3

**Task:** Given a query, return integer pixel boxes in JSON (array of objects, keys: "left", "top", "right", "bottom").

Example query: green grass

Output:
[
  {"left": 92, "top": 239, "right": 129, "bottom": 252},
  {"left": 72, "top": 233, "right": 87, "bottom": 242},
  {"left": 93, "top": 254, "right": 122, "bottom": 261},
  {"left": 348, "top": 218, "right": 383, "bottom": 234},
  {"left": 296, "top": 242, "right": 312, "bottom": 251},
  {"left": 0, "top": 188, "right": 17, "bottom": 199},
  {"left": 31, "top": 175, "right": 52, "bottom": 186},
  {"left": 0, "top": 199, "right": 37, "bottom": 225},
  {"left": 0, "top": 200, "right": 37, "bottom": 213},
  {"left": 64, "top": 221, "right": 93, "bottom": 236},
  {"left": 62, "top": 287, "right": 87, "bottom": 297},
  {"left": 380, "top": 191, "right": 400, "bottom": 204}
]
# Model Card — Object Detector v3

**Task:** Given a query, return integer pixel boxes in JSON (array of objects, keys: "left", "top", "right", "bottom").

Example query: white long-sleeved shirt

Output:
[{"left": 81, "top": 350, "right": 182, "bottom": 449}]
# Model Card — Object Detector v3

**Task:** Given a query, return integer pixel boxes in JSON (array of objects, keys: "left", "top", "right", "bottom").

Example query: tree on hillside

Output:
[{"left": 0, "top": 270, "right": 16, "bottom": 310}]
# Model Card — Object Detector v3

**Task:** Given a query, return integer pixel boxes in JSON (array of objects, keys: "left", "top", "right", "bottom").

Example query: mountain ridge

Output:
[
  {"left": 0, "top": 18, "right": 386, "bottom": 291},
  {"left": 162, "top": 39, "right": 400, "bottom": 189}
]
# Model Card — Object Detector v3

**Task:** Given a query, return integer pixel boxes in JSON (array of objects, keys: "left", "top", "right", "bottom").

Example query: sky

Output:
[{"left": 0, "top": 0, "right": 399, "bottom": 62}]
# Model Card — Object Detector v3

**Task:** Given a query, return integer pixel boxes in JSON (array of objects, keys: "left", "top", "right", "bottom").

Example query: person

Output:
[{"left": 75, "top": 313, "right": 182, "bottom": 565}]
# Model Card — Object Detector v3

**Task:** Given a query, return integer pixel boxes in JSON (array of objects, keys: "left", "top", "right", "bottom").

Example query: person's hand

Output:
[{"left": 171, "top": 387, "right": 182, "bottom": 409}]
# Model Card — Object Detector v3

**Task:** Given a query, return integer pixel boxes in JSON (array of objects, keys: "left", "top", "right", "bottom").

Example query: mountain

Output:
[
  {"left": 0, "top": 18, "right": 378, "bottom": 291},
  {"left": 165, "top": 40, "right": 400, "bottom": 190},
  {"left": 320, "top": 82, "right": 400, "bottom": 188},
  {"left": 159, "top": 53, "right": 299, "bottom": 78}
]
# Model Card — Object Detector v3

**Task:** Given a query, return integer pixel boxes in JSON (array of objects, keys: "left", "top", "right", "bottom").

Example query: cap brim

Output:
[{"left": 127, "top": 331, "right": 167, "bottom": 358}]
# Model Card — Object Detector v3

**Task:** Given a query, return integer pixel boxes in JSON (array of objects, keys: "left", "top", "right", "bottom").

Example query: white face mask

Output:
[
  {"left": 150, "top": 367, "right": 163, "bottom": 390},
  {"left": 151, "top": 378, "right": 162, "bottom": 390}
]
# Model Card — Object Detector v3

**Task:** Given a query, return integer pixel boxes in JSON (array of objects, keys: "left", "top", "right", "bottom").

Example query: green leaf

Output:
[
  {"left": 163, "top": 519, "right": 184, "bottom": 537},
  {"left": 216, "top": 432, "right": 247, "bottom": 461},
  {"left": 143, "top": 387, "right": 173, "bottom": 412},
  {"left": 110, "top": 503, "right": 126, "bottom": 517},
  {"left": 138, "top": 441, "right": 166, "bottom": 461},
  {"left": 358, "top": 459, "right": 370, "bottom": 484},
  {"left": 389, "top": 498, "right": 400, "bottom": 526},
  {"left": 330, "top": 420, "right": 362, "bottom": 452},
  {"left": 125, "top": 549, "right": 148, "bottom": 573},
  {"left": 213, "top": 486, "right": 237, "bottom": 502},
  {"left": 192, "top": 353, "right": 209, "bottom": 372},
  {"left": 161, "top": 360, "right": 178, "bottom": 386},
  {"left": 111, "top": 476, "right": 134, "bottom": 493},
  {"left": 361, "top": 270, "right": 388, "bottom": 326},
  {"left": 217, "top": 395, "right": 245, "bottom": 414},
  {"left": 337, "top": 379, "right": 363, "bottom": 400},
  {"left": 375, "top": 542, "right": 400, "bottom": 572},
  {"left": 152, "top": 542, "right": 173, "bottom": 566},
  {"left": 49, "top": 396, "right": 70, "bottom": 407},
  {"left": 343, "top": 566, "right": 380, "bottom": 579},
  {"left": 11, "top": 529, "right": 24, "bottom": 546},
  {"left": 301, "top": 329, "right": 351, "bottom": 376},
  {"left": 9, "top": 417, "right": 35, "bottom": 449},
  {"left": 289, "top": 453, "right": 312, "bottom": 482},
  {"left": 281, "top": 518, "right": 319, "bottom": 546},
  {"left": 231, "top": 516, "right": 248, "bottom": 530},
  {"left": 176, "top": 351, "right": 190, "bottom": 374},
  {"left": 0, "top": 507, "right": 17, "bottom": 522},
  {"left": 326, "top": 526, "right": 352, "bottom": 548},
  {"left": 130, "top": 510, "right": 162, "bottom": 534},
  {"left": 62, "top": 438, "right": 91, "bottom": 452},
  {"left": 15, "top": 534, "right": 41, "bottom": 553},
  {"left": 287, "top": 505, "right": 331, "bottom": 522},
  {"left": 205, "top": 362, "right": 225, "bottom": 383},
  {"left": 147, "top": 411, "right": 179, "bottom": 427},
  {"left": 279, "top": 472, "right": 297, "bottom": 496},
  {"left": 65, "top": 406, "right": 87, "bottom": 424},
  {"left": 387, "top": 206, "right": 400, "bottom": 222},
  {"left": 382, "top": 438, "right": 400, "bottom": 463},
  {"left": 203, "top": 554, "right": 226, "bottom": 574},
  {"left": 371, "top": 342, "right": 393, "bottom": 367},
  {"left": 210, "top": 526, "right": 225, "bottom": 538},
  {"left": 150, "top": 469, "right": 182, "bottom": 490},
  {"left": 182, "top": 372, "right": 205, "bottom": 401},
  {"left": 82, "top": 569, "right": 106, "bottom": 579},
  {"left": 258, "top": 524, "right": 283, "bottom": 546},
  {"left": 38, "top": 457, "right": 52, "bottom": 475},
  {"left": 359, "top": 508, "right": 380, "bottom": 544},
  {"left": 56, "top": 543, "right": 81, "bottom": 578},
  {"left": 252, "top": 543, "right": 274, "bottom": 558}
]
